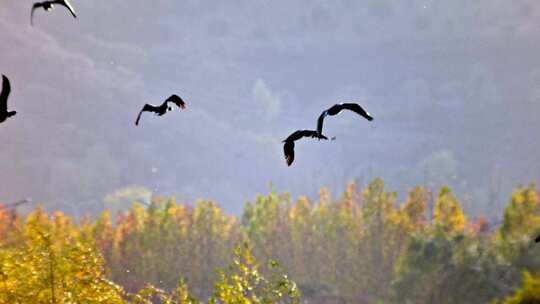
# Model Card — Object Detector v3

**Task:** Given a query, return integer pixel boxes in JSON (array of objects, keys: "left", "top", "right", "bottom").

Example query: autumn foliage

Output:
[{"left": 1, "top": 179, "right": 540, "bottom": 303}]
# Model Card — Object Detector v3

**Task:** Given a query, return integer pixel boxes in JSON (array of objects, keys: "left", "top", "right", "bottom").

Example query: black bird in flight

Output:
[
  {"left": 535, "top": 235, "right": 540, "bottom": 243},
  {"left": 0, "top": 75, "right": 16, "bottom": 125},
  {"left": 0, "top": 199, "right": 33, "bottom": 210},
  {"left": 317, "top": 103, "right": 373, "bottom": 138},
  {"left": 135, "top": 94, "right": 187, "bottom": 126},
  {"left": 282, "top": 130, "right": 327, "bottom": 166},
  {"left": 31, "top": 0, "right": 77, "bottom": 25}
]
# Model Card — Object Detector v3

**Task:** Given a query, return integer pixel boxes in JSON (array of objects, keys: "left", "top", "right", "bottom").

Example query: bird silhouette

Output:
[
  {"left": 0, "top": 75, "right": 16, "bottom": 125},
  {"left": 135, "top": 94, "right": 187, "bottom": 126},
  {"left": 536, "top": 235, "right": 540, "bottom": 243},
  {"left": 0, "top": 199, "right": 32, "bottom": 210},
  {"left": 31, "top": 0, "right": 77, "bottom": 25},
  {"left": 317, "top": 103, "right": 373, "bottom": 138},
  {"left": 283, "top": 130, "right": 327, "bottom": 166}
]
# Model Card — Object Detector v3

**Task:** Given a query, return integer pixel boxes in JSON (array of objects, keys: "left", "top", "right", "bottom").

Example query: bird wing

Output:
[
  {"left": 135, "top": 110, "right": 144, "bottom": 126},
  {"left": 31, "top": 2, "right": 45, "bottom": 25},
  {"left": 317, "top": 110, "right": 328, "bottom": 136},
  {"left": 166, "top": 94, "right": 186, "bottom": 109},
  {"left": 284, "top": 130, "right": 302, "bottom": 142},
  {"left": 283, "top": 140, "right": 295, "bottom": 166},
  {"left": 298, "top": 130, "right": 319, "bottom": 139},
  {"left": 341, "top": 103, "right": 373, "bottom": 121},
  {"left": 56, "top": 0, "right": 76, "bottom": 17},
  {"left": 304, "top": 129, "right": 328, "bottom": 140},
  {"left": 283, "top": 129, "right": 325, "bottom": 166},
  {"left": 286, "top": 129, "right": 324, "bottom": 142},
  {"left": 0, "top": 75, "right": 11, "bottom": 112},
  {"left": 135, "top": 104, "right": 158, "bottom": 126}
]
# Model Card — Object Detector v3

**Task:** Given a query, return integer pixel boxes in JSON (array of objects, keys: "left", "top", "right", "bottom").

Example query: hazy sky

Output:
[{"left": 1, "top": 0, "right": 539, "bottom": 215}]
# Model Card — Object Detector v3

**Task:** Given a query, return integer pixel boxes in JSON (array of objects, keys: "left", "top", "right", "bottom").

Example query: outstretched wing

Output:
[
  {"left": 285, "top": 130, "right": 317, "bottom": 142},
  {"left": 135, "top": 104, "right": 158, "bottom": 126},
  {"left": 284, "top": 130, "right": 302, "bottom": 142},
  {"left": 57, "top": 0, "right": 76, "bottom": 17},
  {"left": 283, "top": 140, "right": 295, "bottom": 166},
  {"left": 165, "top": 94, "right": 186, "bottom": 109},
  {"left": 341, "top": 103, "right": 373, "bottom": 121},
  {"left": 298, "top": 130, "right": 318, "bottom": 139},
  {"left": 317, "top": 110, "right": 328, "bottom": 136},
  {"left": 282, "top": 129, "right": 326, "bottom": 166},
  {"left": 0, "top": 75, "right": 11, "bottom": 112},
  {"left": 135, "top": 110, "right": 145, "bottom": 126},
  {"left": 31, "top": 2, "right": 45, "bottom": 25}
]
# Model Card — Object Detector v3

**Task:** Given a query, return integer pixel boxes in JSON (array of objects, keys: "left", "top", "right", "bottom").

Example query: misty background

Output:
[{"left": 0, "top": 0, "right": 539, "bottom": 217}]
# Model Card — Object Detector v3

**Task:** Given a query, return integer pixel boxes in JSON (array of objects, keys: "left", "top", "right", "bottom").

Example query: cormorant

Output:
[{"left": 135, "top": 94, "right": 187, "bottom": 126}]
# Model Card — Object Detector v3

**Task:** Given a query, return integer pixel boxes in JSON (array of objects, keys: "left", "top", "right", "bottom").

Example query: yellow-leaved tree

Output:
[
  {"left": 433, "top": 186, "right": 467, "bottom": 236},
  {"left": 0, "top": 207, "right": 125, "bottom": 304}
]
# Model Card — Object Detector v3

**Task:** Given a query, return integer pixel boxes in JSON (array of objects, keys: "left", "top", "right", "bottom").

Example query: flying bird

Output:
[
  {"left": 282, "top": 130, "right": 327, "bottom": 166},
  {"left": 1, "top": 199, "right": 33, "bottom": 210},
  {"left": 0, "top": 75, "right": 16, "bottom": 125},
  {"left": 317, "top": 103, "right": 373, "bottom": 138},
  {"left": 135, "top": 94, "right": 187, "bottom": 126},
  {"left": 31, "top": 0, "right": 77, "bottom": 25},
  {"left": 536, "top": 235, "right": 540, "bottom": 243}
]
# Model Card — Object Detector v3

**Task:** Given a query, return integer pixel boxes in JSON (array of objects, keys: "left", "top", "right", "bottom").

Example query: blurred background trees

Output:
[{"left": 1, "top": 179, "right": 539, "bottom": 303}]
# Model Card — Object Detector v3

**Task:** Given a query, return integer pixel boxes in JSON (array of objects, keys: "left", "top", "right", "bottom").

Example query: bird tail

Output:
[{"left": 7, "top": 111, "right": 16, "bottom": 118}]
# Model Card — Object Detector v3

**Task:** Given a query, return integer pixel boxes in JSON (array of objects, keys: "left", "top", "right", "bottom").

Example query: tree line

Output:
[{"left": 1, "top": 178, "right": 540, "bottom": 303}]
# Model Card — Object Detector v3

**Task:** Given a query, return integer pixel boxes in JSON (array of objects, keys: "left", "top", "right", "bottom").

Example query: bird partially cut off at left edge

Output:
[
  {"left": 0, "top": 75, "right": 16, "bottom": 125},
  {"left": 282, "top": 130, "right": 327, "bottom": 166},
  {"left": 135, "top": 94, "right": 187, "bottom": 126},
  {"left": 31, "top": 0, "right": 77, "bottom": 26}
]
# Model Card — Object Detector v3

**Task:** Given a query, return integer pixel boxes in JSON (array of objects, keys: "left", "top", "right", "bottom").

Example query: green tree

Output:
[
  {"left": 210, "top": 243, "right": 300, "bottom": 304},
  {"left": 495, "top": 272, "right": 540, "bottom": 304}
]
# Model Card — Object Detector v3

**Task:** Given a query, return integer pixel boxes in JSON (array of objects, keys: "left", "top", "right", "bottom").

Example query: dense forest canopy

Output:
[{"left": 1, "top": 180, "right": 540, "bottom": 303}]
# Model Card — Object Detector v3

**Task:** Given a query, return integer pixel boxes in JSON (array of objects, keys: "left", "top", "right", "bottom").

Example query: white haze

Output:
[{"left": 0, "top": 0, "right": 539, "bottom": 217}]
